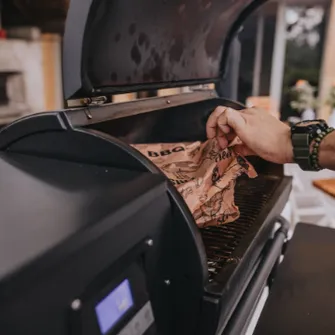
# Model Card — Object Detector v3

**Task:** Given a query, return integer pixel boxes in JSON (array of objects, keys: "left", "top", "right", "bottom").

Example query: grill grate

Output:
[{"left": 201, "top": 175, "right": 280, "bottom": 280}]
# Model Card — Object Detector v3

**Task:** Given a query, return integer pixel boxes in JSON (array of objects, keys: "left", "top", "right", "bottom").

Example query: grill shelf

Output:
[{"left": 201, "top": 175, "right": 280, "bottom": 280}]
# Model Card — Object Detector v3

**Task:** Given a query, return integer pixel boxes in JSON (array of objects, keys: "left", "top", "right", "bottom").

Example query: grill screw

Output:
[
  {"left": 164, "top": 279, "right": 171, "bottom": 286},
  {"left": 71, "top": 299, "right": 82, "bottom": 311},
  {"left": 166, "top": 99, "right": 171, "bottom": 104},
  {"left": 146, "top": 239, "right": 154, "bottom": 247}
]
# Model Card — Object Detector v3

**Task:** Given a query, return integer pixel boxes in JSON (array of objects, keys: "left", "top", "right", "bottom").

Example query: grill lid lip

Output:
[{"left": 62, "top": 0, "right": 266, "bottom": 100}]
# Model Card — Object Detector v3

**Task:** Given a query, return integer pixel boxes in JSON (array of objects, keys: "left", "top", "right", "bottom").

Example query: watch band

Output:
[
  {"left": 291, "top": 120, "right": 329, "bottom": 171},
  {"left": 310, "top": 127, "right": 335, "bottom": 170},
  {"left": 291, "top": 132, "right": 311, "bottom": 170}
]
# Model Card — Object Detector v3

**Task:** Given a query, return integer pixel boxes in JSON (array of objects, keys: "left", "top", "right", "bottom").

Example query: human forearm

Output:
[
  {"left": 206, "top": 106, "right": 335, "bottom": 171},
  {"left": 318, "top": 130, "right": 335, "bottom": 170}
]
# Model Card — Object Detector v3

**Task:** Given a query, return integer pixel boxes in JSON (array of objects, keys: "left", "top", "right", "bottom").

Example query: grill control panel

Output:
[
  {"left": 94, "top": 278, "right": 155, "bottom": 335},
  {"left": 71, "top": 251, "right": 158, "bottom": 335},
  {"left": 117, "top": 301, "right": 155, "bottom": 335}
]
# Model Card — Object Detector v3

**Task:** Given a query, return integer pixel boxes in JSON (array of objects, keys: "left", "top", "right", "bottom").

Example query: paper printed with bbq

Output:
[{"left": 132, "top": 138, "right": 257, "bottom": 228}]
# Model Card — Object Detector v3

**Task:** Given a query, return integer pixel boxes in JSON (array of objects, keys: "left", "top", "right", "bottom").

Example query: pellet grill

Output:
[{"left": 0, "top": 0, "right": 296, "bottom": 335}]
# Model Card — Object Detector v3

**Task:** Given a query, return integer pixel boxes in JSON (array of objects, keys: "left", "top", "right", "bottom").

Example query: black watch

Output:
[{"left": 291, "top": 119, "right": 328, "bottom": 171}]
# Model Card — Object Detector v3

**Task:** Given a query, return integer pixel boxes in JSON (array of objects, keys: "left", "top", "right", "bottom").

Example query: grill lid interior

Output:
[{"left": 63, "top": 0, "right": 264, "bottom": 100}]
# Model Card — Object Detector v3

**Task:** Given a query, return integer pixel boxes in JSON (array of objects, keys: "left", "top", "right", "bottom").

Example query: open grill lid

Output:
[{"left": 63, "top": 0, "right": 264, "bottom": 100}]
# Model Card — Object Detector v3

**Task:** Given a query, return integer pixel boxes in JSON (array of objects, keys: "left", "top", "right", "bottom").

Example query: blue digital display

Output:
[{"left": 95, "top": 279, "right": 134, "bottom": 334}]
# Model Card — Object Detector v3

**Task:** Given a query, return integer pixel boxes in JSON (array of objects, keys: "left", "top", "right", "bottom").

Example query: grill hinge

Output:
[{"left": 83, "top": 96, "right": 108, "bottom": 106}]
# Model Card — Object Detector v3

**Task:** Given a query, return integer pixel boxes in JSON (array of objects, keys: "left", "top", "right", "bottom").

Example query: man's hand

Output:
[{"left": 206, "top": 106, "right": 294, "bottom": 164}]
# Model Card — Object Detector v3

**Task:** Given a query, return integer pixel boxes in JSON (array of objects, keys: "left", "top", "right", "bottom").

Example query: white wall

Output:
[
  {"left": 269, "top": 1, "right": 287, "bottom": 113},
  {"left": 0, "top": 39, "right": 45, "bottom": 118}
]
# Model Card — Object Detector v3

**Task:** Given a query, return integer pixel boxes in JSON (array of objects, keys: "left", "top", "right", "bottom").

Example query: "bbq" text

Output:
[{"left": 148, "top": 146, "right": 185, "bottom": 157}]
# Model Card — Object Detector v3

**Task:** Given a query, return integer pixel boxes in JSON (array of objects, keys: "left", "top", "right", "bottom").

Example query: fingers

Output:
[
  {"left": 206, "top": 106, "right": 237, "bottom": 138},
  {"left": 217, "top": 127, "right": 229, "bottom": 148},
  {"left": 207, "top": 106, "right": 245, "bottom": 137},
  {"left": 207, "top": 107, "right": 234, "bottom": 148},
  {"left": 206, "top": 106, "right": 226, "bottom": 139},
  {"left": 206, "top": 106, "right": 248, "bottom": 150},
  {"left": 219, "top": 124, "right": 231, "bottom": 134},
  {"left": 217, "top": 107, "right": 245, "bottom": 132}
]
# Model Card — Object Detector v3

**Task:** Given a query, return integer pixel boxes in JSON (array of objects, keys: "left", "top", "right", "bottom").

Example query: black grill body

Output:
[
  {"left": 0, "top": 94, "right": 291, "bottom": 335},
  {"left": 78, "top": 96, "right": 292, "bottom": 334},
  {"left": 0, "top": 0, "right": 293, "bottom": 334}
]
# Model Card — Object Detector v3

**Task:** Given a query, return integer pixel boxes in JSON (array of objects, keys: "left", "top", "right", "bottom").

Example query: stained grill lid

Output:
[{"left": 63, "top": 0, "right": 260, "bottom": 100}]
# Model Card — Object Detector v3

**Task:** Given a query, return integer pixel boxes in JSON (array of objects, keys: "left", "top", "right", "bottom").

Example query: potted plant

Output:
[
  {"left": 290, "top": 80, "right": 317, "bottom": 120},
  {"left": 326, "top": 83, "right": 335, "bottom": 127}
]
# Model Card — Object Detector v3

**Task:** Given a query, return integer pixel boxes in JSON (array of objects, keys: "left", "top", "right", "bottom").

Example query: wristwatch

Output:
[{"left": 291, "top": 120, "right": 328, "bottom": 171}]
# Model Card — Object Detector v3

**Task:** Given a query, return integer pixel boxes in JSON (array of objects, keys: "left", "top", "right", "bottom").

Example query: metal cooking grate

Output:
[{"left": 201, "top": 175, "right": 280, "bottom": 280}]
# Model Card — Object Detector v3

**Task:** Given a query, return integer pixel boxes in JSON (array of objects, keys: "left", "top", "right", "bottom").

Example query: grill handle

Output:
[{"left": 222, "top": 215, "right": 290, "bottom": 335}]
